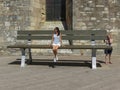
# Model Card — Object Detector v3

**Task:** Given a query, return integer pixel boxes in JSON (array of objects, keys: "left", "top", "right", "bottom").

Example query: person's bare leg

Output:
[
  {"left": 53, "top": 46, "right": 57, "bottom": 57},
  {"left": 55, "top": 46, "right": 59, "bottom": 60},
  {"left": 109, "top": 54, "right": 112, "bottom": 64},
  {"left": 105, "top": 54, "right": 108, "bottom": 64},
  {"left": 52, "top": 46, "right": 59, "bottom": 62},
  {"left": 53, "top": 46, "right": 57, "bottom": 62}
]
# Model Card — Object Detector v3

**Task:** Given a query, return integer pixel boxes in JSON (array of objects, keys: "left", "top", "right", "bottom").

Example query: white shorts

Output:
[{"left": 52, "top": 43, "right": 61, "bottom": 47}]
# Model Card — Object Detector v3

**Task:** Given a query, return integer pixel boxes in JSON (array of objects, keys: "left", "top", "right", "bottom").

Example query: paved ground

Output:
[{"left": 0, "top": 55, "right": 120, "bottom": 90}]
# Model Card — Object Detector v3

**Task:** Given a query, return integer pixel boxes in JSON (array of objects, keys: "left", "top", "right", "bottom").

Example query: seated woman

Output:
[{"left": 51, "top": 27, "right": 62, "bottom": 62}]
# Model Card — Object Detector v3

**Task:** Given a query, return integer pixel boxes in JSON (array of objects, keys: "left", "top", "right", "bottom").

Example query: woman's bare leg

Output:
[{"left": 53, "top": 45, "right": 59, "bottom": 57}]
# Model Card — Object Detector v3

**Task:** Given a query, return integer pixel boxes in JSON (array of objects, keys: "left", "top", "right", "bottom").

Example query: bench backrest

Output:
[{"left": 17, "top": 30, "right": 107, "bottom": 41}]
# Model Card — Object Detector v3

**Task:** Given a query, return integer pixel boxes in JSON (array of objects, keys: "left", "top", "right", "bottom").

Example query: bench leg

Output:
[
  {"left": 21, "top": 48, "right": 26, "bottom": 67},
  {"left": 92, "top": 49, "right": 96, "bottom": 69},
  {"left": 27, "top": 48, "right": 32, "bottom": 64}
]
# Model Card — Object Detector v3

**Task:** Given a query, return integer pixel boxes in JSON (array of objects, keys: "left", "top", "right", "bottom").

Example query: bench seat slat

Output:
[{"left": 7, "top": 45, "right": 111, "bottom": 49}]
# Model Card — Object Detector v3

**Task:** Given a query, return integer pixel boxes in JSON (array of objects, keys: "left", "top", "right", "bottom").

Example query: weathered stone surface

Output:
[
  {"left": 0, "top": 0, "right": 120, "bottom": 55},
  {"left": 73, "top": 0, "right": 120, "bottom": 55}
]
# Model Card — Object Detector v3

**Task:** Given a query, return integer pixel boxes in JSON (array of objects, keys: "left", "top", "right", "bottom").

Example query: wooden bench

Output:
[{"left": 7, "top": 30, "right": 111, "bottom": 69}]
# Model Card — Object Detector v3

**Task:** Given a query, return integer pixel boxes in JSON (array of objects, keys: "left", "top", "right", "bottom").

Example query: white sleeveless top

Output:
[{"left": 53, "top": 34, "right": 60, "bottom": 44}]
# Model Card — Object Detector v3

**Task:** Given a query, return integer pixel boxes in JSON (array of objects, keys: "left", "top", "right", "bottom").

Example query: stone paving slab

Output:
[{"left": 0, "top": 55, "right": 120, "bottom": 90}]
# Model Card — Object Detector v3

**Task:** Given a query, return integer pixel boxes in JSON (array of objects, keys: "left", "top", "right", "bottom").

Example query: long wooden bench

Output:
[{"left": 7, "top": 30, "right": 112, "bottom": 69}]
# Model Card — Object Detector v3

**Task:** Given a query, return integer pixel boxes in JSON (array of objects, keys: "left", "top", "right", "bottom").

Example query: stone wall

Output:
[
  {"left": 0, "top": 0, "right": 120, "bottom": 55},
  {"left": 30, "top": 0, "right": 46, "bottom": 30},
  {"left": 73, "top": 0, "right": 120, "bottom": 30},
  {"left": 0, "top": 0, "right": 31, "bottom": 55},
  {"left": 66, "top": 0, "right": 72, "bottom": 29},
  {"left": 73, "top": 0, "right": 120, "bottom": 55}
]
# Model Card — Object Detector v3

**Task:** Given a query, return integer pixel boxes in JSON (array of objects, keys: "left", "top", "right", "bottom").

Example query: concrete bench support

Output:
[{"left": 21, "top": 48, "right": 26, "bottom": 67}]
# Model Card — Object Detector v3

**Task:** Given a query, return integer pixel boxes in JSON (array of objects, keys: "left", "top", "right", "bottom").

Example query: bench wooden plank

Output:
[
  {"left": 17, "top": 35, "right": 107, "bottom": 40},
  {"left": 7, "top": 45, "right": 111, "bottom": 49},
  {"left": 18, "top": 30, "right": 107, "bottom": 35},
  {"left": 17, "top": 30, "right": 107, "bottom": 41}
]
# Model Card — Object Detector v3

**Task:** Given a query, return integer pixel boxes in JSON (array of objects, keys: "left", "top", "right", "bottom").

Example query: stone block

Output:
[
  {"left": 91, "top": 17, "right": 96, "bottom": 20},
  {"left": 96, "top": 5, "right": 104, "bottom": 7}
]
